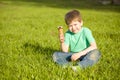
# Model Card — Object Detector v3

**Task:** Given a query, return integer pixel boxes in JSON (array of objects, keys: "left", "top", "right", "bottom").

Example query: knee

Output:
[
  {"left": 53, "top": 52, "right": 59, "bottom": 62},
  {"left": 89, "top": 49, "right": 101, "bottom": 62},
  {"left": 52, "top": 52, "right": 66, "bottom": 62},
  {"left": 53, "top": 51, "right": 61, "bottom": 56}
]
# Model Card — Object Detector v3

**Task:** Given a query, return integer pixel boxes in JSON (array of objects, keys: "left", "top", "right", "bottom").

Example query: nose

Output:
[{"left": 72, "top": 25, "right": 75, "bottom": 31}]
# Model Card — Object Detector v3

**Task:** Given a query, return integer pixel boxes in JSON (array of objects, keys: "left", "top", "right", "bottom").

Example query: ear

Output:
[{"left": 80, "top": 20, "right": 83, "bottom": 26}]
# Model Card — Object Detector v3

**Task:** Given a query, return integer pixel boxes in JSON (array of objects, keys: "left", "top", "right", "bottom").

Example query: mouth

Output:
[{"left": 72, "top": 30, "right": 77, "bottom": 32}]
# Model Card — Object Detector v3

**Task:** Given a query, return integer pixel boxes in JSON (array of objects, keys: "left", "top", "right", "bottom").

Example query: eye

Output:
[
  {"left": 69, "top": 25, "right": 72, "bottom": 28},
  {"left": 74, "top": 24, "right": 77, "bottom": 26}
]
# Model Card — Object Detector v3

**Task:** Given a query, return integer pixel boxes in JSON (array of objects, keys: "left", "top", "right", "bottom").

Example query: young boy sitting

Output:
[{"left": 53, "top": 10, "right": 101, "bottom": 71}]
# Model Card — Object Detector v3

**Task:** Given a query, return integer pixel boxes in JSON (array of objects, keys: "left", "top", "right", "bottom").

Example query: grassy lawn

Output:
[{"left": 0, "top": 0, "right": 120, "bottom": 80}]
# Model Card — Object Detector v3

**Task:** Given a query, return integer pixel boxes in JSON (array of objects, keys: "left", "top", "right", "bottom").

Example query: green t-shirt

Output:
[{"left": 64, "top": 27, "right": 95, "bottom": 53}]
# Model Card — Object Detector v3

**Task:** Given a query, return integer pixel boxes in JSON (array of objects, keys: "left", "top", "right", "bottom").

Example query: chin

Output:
[
  {"left": 70, "top": 30, "right": 78, "bottom": 33},
  {"left": 73, "top": 31, "right": 79, "bottom": 33}
]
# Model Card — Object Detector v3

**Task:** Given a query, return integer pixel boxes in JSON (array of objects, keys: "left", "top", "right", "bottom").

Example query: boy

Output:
[{"left": 53, "top": 10, "right": 101, "bottom": 71}]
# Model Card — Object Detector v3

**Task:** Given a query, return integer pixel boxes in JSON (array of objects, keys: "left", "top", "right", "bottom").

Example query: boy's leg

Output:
[
  {"left": 77, "top": 49, "right": 101, "bottom": 68},
  {"left": 53, "top": 52, "right": 72, "bottom": 67}
]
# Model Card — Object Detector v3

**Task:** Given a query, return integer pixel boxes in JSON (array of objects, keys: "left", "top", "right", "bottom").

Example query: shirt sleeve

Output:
[
  {"left": 85, "top": 28, "right": 95, "bottom": 43},
  {"left": 64, "top": 32, "right": 70, "bottom": 46}
]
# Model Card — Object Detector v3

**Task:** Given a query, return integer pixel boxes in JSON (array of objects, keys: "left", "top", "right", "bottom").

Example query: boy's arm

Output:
[
  {"left": 58, "top": 26, "right": 69, "bottom": 52},
  {"left": 61, "top": 42, "right": 69, "bottom": 52},
  {"left": 71, "top": 42, "right": 97, "bottom": 61},
  {"left": 80, "top": 42, "right": 97, "bottom": 55},
  {"left": 59, "top": 34, "right": 69, "bottom": 52}
]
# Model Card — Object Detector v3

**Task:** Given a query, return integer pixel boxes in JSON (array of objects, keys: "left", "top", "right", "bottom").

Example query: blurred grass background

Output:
[{"left": 0, "top": 0, "right": 120, "bottom": 80}]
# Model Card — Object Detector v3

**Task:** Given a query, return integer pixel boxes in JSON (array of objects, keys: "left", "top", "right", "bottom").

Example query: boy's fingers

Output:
[
  {"left": 71, "top": 54, "right": 78, "bottom": 61},
  {"left": 60, "top": 39, "right": 64, "bottom": 43},
  {"left": 71, "top": 55, "right": 75, "bottom": 61},
  {"left": 59, "top": 34, "right": 64, "bottom": 37},
  {"left": 59, "top": 35, "right": 64, "bottom": 42}
]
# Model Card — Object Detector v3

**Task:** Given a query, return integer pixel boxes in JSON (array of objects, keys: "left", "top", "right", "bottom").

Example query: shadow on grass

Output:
[
  {"left": 23, "top": 42, "right": 58, "bottom": 55},
  {"left": 1, "top": 0, "right": 120, "bottom": 13}
]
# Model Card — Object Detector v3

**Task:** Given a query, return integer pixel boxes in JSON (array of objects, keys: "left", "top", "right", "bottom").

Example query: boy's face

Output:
[{"left": 68, "top": 20, "right": 82, "bottom": 33}]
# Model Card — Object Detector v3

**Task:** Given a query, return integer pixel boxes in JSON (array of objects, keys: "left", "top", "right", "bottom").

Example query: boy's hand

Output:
[
  {"left": 59, "top": 34, "right": 64, "bottom": 43},
  {"left": 58, "top": 26, "right": 64, "bottom": 43},
  {"left": 71, "top": 53, "right": 81, "bottom": 61}
]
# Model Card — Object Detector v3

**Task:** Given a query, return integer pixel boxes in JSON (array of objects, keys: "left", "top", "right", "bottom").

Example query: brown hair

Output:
[{"left": 65, "top": 10, "right": 82, "bottom": 25}]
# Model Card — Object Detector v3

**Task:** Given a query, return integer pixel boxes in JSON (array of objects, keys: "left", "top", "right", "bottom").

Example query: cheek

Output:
[
  {"left": 75, "top": 26, "right": 79, "bottom": 30},
  {"left": 78, "top": 27, "right": 80, "bottom": 30},
  {"left": 76, "top": 24, "right": 81, "bottom": 29}
]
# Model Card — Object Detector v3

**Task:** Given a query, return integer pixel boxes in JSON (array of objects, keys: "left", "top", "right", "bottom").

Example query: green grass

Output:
[{"left": 0, "top": 0, "right": 120, "bottom": 80}]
